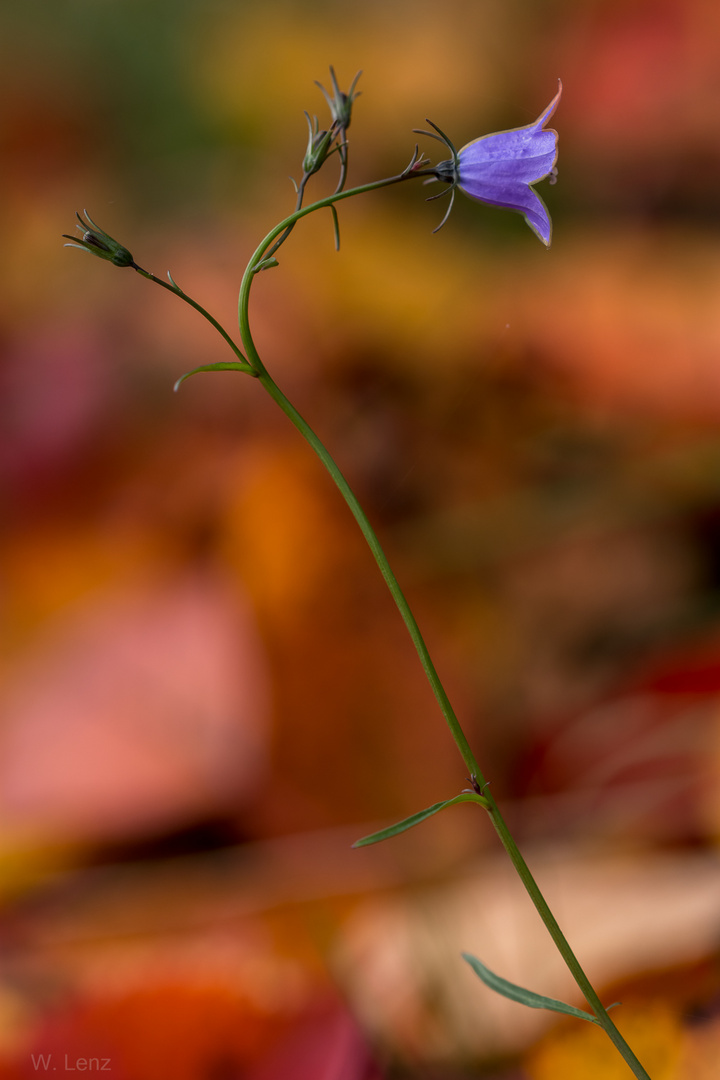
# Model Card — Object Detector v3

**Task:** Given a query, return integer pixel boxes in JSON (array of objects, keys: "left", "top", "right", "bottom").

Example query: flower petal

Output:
[
  {"left": 533, "top": 79, "right": 563, "bottom": 131},
  {"left": 459, "top": 125, "right": 558, "bottom": 186},
  {"left": 456, "top": 80, "right": 561, "bottom": 245},
  {"left": 463, "top": 180, "right": 553, "bottom": 246}
]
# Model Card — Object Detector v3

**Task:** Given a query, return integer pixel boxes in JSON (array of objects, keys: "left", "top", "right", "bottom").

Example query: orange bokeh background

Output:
[{"left": 3, "top": 1, "right": 720, "bottom": 1076}]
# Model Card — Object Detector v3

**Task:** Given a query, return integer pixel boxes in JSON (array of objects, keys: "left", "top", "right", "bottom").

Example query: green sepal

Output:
[
  {"left": 352, "top": 792, "right": 487, "bottom": 848},
  {"left": 462, "top": 954, "right": 608, "bottom": 1025},
  {"left": 63, "top": 209, "right": 134, "bottom": 267},
  {"left": 174, "top": 361, "right": 255, "bottom": 391}
]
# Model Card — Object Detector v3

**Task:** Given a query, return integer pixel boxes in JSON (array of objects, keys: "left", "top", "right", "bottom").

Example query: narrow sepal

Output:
[{"left": 63, "top": 210, "right": 134, "bottom": 267}]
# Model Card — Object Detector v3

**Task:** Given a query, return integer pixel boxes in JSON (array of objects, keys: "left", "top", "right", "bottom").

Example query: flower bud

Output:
[
  {"left": 302, "top": 112, "right": 335, "bottom": 176},
  {"left": 63, "top": 210, "right": 134, "bottom": 267},
  {"left": 315, "top": 66, "right": 362, "bottom": 132}
]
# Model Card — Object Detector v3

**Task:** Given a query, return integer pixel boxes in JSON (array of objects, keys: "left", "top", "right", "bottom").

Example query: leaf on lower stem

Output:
[
  {"left": 462, "top": 954, "right": 604, "bottom": 1025},
  {"left": 352, "top": 792, "right": 487, "bottom": 847},
  {"left": 174, "top": 361, "right": 254, "bottom": 391}
]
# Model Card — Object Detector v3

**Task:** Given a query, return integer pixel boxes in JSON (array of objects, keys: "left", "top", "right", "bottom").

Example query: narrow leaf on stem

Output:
[
  {"left": 353, "top": 792, "right": 488, "bottom": 847},
  {"left": 462, "top": 953, "right": 609, "bottom": 1025},
  {"left": 174, "top": 361, "right": 256, "bottom": 391}
]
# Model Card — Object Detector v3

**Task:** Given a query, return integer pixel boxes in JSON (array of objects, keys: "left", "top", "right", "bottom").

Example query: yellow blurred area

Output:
[
  {"left": 527, "top": 1001, "right": 683, "bottom": 1080},
  {"left": 4, "top": 0, "right": 720, "bottom": 1076}
]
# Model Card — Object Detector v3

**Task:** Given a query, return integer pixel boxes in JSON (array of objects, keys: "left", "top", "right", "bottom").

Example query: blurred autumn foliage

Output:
[{"left": 3, "top": 0, "right": 720, "bottom": 1075}]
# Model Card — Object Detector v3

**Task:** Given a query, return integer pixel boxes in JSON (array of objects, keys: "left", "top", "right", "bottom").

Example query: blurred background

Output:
[{"left": 3, "top": 0, "right": 720, "bottom": 1076}]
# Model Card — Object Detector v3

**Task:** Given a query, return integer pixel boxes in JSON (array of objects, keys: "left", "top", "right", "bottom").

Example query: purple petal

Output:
[
  {"left": 459, "top": 127, "right": 558, "bottom": 186},
  {"left": 532, "top": 80, "right": 563, "bottom": 131},
  {"left": 456, "top": 81, "right": 561, "bottom": 245},
  {"left": 463, "top": 181, "right": 553, "bottom": 246}
]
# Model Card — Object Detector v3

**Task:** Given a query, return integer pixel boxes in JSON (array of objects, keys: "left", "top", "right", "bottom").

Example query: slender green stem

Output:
[
  {"left": 264, "top": 172, "right": 311, "bottom": 262},
  {"left": 333, "top": 137, "right": 349, "bottom": 195},
  {"left": 255, "top": 391, "right": 652, "bottom": 1080},
  {"left": 238, "top": 159, "right": 431, "bottom": 351},
  {"left": 137, "top": 169, "right": 652, "bottom": 1078},
  {"left": 132, "top": 264, "right": 254, "bottom": 374},
  {"left": 484, "top": 791, "right": 651, "bottom": 1077},
  {"left": 244, "top": 372, "right": 651, "bottom": 1080},
  {"left": 231, "top": 179, "right": 652, "bottom": 1080},
  {"left": 256, "top": 369, "right": 482, "bottom": 780}
]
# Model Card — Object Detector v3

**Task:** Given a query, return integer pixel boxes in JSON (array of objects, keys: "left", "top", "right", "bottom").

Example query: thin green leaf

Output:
[
  {"left": 462, "top": 954, "right": 601, "bottom": 1025},
  {"left": 353, "top": 792, "right": 487, "bottom": 848},
  {"left": 330, "top": 204, "right": 340, "bottom": 251},
  {"left": 174, "top": 361, "right": 254, "bottom": 391}
]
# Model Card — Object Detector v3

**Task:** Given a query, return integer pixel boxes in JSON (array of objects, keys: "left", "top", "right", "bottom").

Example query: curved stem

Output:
[
  {"left": 259, "top": 378, "right": 651, "bottom": 1077},
  {"left": 264, "top": 172, "right": 311, "bottom": 262},
  {"left": 246, "top": 368, "right": 651, "bottom": 1080},
  {"left": 485, "top": 792, "right": 651, "bottom": 1077},
  {"left": 136, "top": 170, "right": 652, "bottom": 1078},
  {"left": 333, "top": 134, "right": 349, "bottom": 195},
  {"left": 233, "top": 180, "right": 653, "bottom": 1080},
  {"left": 133, "top": 264, "right": 253, "bottom": 372},
  {"left": 256, "top": 369, "right": 482, "bottom": 780},
  {"left": 238, "top": 162, "right": 430, "bottom": 357}
]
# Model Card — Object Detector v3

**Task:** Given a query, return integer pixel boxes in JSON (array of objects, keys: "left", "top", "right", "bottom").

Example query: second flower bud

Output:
[{"left": 302, "top": 112, "right": 336, "bottom": 176}]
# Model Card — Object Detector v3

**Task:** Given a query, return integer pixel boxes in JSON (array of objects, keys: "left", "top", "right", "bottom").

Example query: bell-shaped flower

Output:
[{"left": 420, "top": 81, "right": 562, "bottom": 245}]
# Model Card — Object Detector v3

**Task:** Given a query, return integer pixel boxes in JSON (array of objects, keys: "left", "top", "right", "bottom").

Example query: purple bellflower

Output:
[{"left": 419, "top": 81, "right": 562, "bottom": 245}]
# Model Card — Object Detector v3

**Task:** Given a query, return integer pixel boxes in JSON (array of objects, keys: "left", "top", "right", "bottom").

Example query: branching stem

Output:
[{"left": 139, "top": 164, "right": 652, "bottom": 1080}]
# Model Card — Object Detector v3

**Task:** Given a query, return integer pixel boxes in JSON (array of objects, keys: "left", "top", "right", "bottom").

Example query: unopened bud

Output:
[
  {"left": 315, "top": 66, "right": 362, "bottom": 132},
  {"left": 63, "top": 210, "right": 134, "bottom": 267},
  {"left": 302, "top": 112, "right": 335, "bottom": 176}
]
